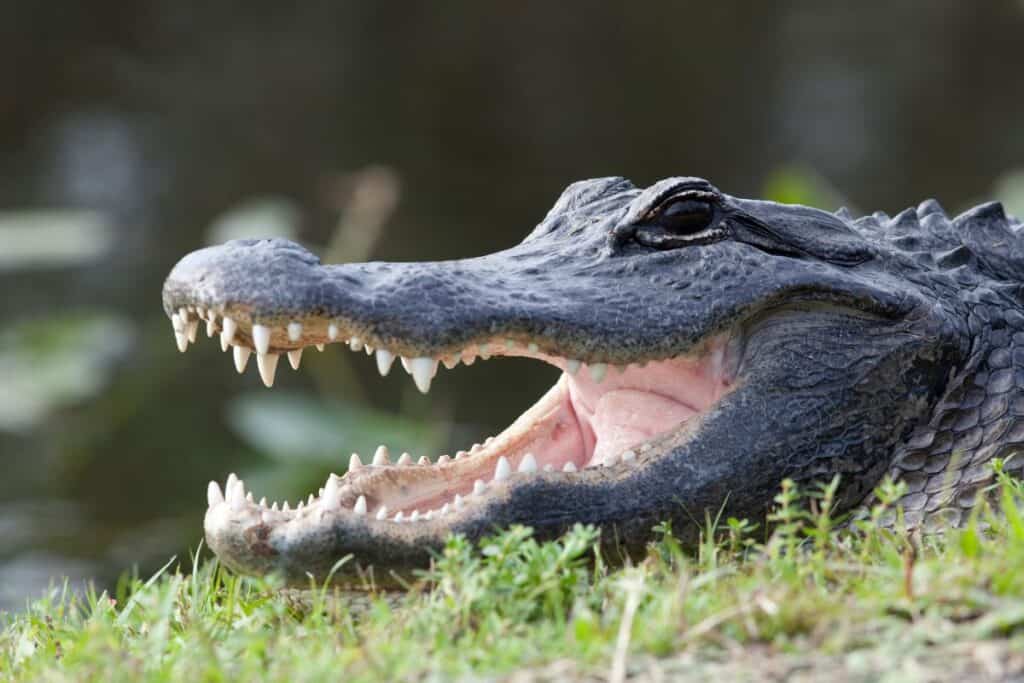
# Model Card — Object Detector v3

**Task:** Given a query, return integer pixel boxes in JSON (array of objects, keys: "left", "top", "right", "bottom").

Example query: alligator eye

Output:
[{"left": 633, "top": 195, "right": 724, "bottom": 249}]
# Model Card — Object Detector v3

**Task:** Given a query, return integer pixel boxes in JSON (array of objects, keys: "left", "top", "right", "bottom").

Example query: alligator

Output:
[{"left": 162, "top": 176, "right": 1024, "bottom": 585}]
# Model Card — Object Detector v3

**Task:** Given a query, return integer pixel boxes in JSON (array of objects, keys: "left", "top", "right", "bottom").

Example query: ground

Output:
[{"left": 4, "top": 471, "right": 1024, "bottom": 682}]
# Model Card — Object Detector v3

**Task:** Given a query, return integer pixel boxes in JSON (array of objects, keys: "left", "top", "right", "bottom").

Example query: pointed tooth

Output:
[
  {"left": 178, "top": 307, "right": 189, "bottom": 321},
  {"left": 442, "top": 355, "right": 459, "bottom": 370},
  {"left": 455, "top": 450, "right": 468, "bottom": 460},
  {"left": 375, "top": 505, "right": 389, "bottom": 521},
  {"left": 283, "top": 501, "right": 291, "bottom": 512},
  {"left": 271, "top": 502, "right": 279, "bottom": 511},
  {"left": 494, "top": 456, "right": 512, "bottom": 482},
  {"left": 315, "top": 344, "right": 324, "bottom": 352},
  {"left": 473, "top": 480, "right": 487, "bottom": 496},
  {"left": 207, "top": 481, "right": 224, "bottom": 507},
  {"left": 394, "top": 511, "right": 404, "bottom": 523},
  {"left": 175, "top": 331, "right": 189, "bottom": 353},
  {"left": 287, "top": 322, "right": 302, "bottom": 342},
  {"left": 373, "top": 445, "right": 391, "bottom": 466},
  {"left": 517, "top": 453, "right": 538, "bottom": 473},
  {"left": 401, "top": 356, "right": 413, "bottom": 373},
  {"left": 349, "top": 337, "right": 363, "bottom": 352},
  {"left": 441, "top": 503, "right": 450, "bottom": 515},
  {"left": 220, "top": 317, "right": 237, "bottom": 351},
  {"left": 410, "top": 510, "right": 420, "bottom": 522},
  {"left": 226, "top": 473, "right": 238, "bottom": 490},
  {"left": 252, "top": 325, "right": 271, "bottom": 355},
  {"left": 621, "top": 450, "right": 637, "bottom": 463},
  {"left": 233, "top": 346, "right": 252, "bottom": 373},
  {"left": 259, "top": 497, "right": 267, "bottom": 507},
  {"left": 566, "top": 359, "right": 582, "bottom": 375},
  {"left": 206, "top": 318, "right": 217, "bottom": 338},
  {"left": 353, "top": 495, "right": 367, "bottom": 516},
  {"left": 297, "top": 501, "right": 304, "bottom": 510},
  {"left": 543, "top": 464, "right": 554, "bottom": 472},
  {"left": 321, "top": 477, "right": 339, "bottom": 508},
  {"left": 462, "top": 353, "right": 476, "bottom": 366},
  {"left": 589, "top": 363, "right": 608, "bottom": 383},
  {"left": 307, "top": 494, "right": 315, "bottom": 505},
  {"left": 196, "top": 307, "right": 207, "bottom": 319},
  {"left": 410, "top": 357, "right": 438, "bottom": 394},
  {"left": 246, "top": 491, "right": 254, "bottom": 503},
  {"left": 397, "top": 452, "right": 412, "bottom": 466},
  {"left": 437, "top": 455, "right": 451, "bottom": 465},
  {"left": 171, "top": 313, "right": 184, "bottom": 333},
  {"left": 287, "top": 349, "right": 303, "bottom": 370},
  {"left": 348, "top": 453, "right": 363, "bottom": 472},
  {"left": 228, "top": 480, "right": 245, "bottom": 511},
  {"left": 563, "top": 462, "right": 577, "bottom": 473},
  {"left": 425, "top": 510, "right": 435, "bottom": 520},
  {"left": 417, "top": 456, "right": 430, "bottom": 466},
  {"left": 375, "top": 349, "right": 395, "bottom": 376},
  {"left": 364, "top": 344, "right": 374, "bottom": 355},
  {"left": 454, "top": 494, "right": 465, "bottom": 510},
  {"left": 484, "top": 436, "right": 495, "bottom": 445},
  {"left": 257, "top": 353, "right": 279, "bottom": 387},
  {"left": 327, "top": 323, "right": 339, "bottom": 341},
  {"left": 186, "top": 320, "right": 198, "bottom": 343}
]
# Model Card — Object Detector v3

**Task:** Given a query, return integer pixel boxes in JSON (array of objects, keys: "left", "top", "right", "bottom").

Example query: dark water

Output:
[{"left": 1, "top": 1, "right": 1022, "bottom": 610}]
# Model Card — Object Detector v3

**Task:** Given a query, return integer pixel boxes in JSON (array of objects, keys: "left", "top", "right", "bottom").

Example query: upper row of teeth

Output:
[
  {"left": 207, "top": 443, "right": 648, "bottom": 525},
  {"left": 171, "top": 307, "right": 620, "bottom": 392}
]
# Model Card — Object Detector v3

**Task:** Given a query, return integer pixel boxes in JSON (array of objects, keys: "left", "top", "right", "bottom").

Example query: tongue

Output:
[{"left": 586, "top": 389, "right": 699, "bottom": 465}]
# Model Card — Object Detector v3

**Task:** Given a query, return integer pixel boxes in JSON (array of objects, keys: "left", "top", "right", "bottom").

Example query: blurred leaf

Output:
[
  {"left": 226, "top": 392, "right": 442, "bottom": 465},
  {"left": 205, "top": 197, "right": 300, "bottom": 244},
  {"left": 0, "top": 210, "right": 112, "bottom": 270},
  {"left": 993, "top": 169, "right": 1024, "bottom": 218},
  {"left": 762, "top": 166, "right": 851, "bottom": 212},
  {"left": 0, "top": 313, "right": 133, "bottom": 432}
]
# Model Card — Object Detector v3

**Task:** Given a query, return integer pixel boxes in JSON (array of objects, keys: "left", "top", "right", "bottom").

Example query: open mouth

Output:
[{"left": 174, "top": 307, "right": 736, "bottom": 526}]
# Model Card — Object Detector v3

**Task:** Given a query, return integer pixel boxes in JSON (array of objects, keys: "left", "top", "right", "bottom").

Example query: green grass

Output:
[{"left": 4, "top": 468, "right": 1024, "bottom": 682}]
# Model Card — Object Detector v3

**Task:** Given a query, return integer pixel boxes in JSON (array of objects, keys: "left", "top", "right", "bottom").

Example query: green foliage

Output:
[{"left": 4, "top": 476, "right": 1024, "bottom": 681}]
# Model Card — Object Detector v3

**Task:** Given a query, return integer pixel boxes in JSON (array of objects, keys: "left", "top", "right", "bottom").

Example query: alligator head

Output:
[{"left": 163, "top": 176, "right": 1002, "bottom": 584}]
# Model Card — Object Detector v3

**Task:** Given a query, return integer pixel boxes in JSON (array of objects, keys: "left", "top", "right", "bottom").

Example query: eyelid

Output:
[{"left": 643, "top": 190, "right": 718, "bottom": 221}]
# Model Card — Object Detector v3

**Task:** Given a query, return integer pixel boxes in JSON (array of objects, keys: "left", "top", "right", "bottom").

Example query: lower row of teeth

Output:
[
  {"left": 206, "top": 443, "right": 651, "bottom": 525},
  {"left": 171, "top": 307, "right": 629, "bottom": 393}
]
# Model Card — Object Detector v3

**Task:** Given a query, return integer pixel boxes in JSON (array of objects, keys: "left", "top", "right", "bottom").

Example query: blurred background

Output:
[{"left": 1, "top": 1, "right": 1023, "bottom": 610}]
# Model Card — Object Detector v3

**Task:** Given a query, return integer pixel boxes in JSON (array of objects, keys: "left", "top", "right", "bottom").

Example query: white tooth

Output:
[
  {"left": 484, "top": 436, "right": 495, "bottom": 445},
  {"left": 621, "top": 450, "right": 637, "bottom": 463},
  {"left": 527, "top": 342, "right": 539, "bottom": 353},
  {"left": 175, "top": 331, "right": 189, "bottom": 353},
  {"left": 471, "top": 443, "right": 483, "bottom": 453},
  {"left": 410, "top": 357, "right": 438, "bottom": 393},
  {"left": 207, "top": 481, "right": 224, "bottom": 507},
  {"left": 226, "top": 473, "right": 238, "bottom": 490},
  {"left": 603, "top": 454, "right": 619, "bottom": 467},
  {"left": 373, "top": 445, "right": 391, "bottom": 466},
  {"left": 259, "top": 497, "right": 267, "bottom": 507},
  {"left": 364, "top": 344, "right": 374, "bottom": 355},
  {"left": 307, "top": 494, "right": 315, "bottom": 505},
  {"left": 327, "top": 323, "right": 339, "bottom": 341},
  {"left": 454, "top": 494, "right": 465, "bottom": 510},
  {"left": 233, "top": 346, "right": 252, "bottom": 373},
  {"left": 442, "top": 356, "right": 459, "bottom": 370},
  {"left": 206, "top": 318, "right": 217, "bottom": 338},
  {"left": 322, "top": 477, "right": 339, "bottom": 508},
  {"left": 353, "top": 495, "right": 367, "bottom": 515},
  {"left": 479, "top": 343, "right": 490, "bottom": 359},
  {"left": 375, "top": 349, "right": 395, "bottom": 376},
  {"left": 315, "top": 344, "right": 324, "bottom": 352},
  {"left": 543, "top": 464, "right": 554, "bottom": 472},
  {"left": 287, "top": 322, "right": 302, "bottom": 342},
  {"left": 229, "top": 481, "right": 245, "bottom": 511},
  {"left": 494, "top": 456, "right": 512, "bottom": 481},
  {"left": 198, "top": 307, "right": 208, "bottom": 319},
  {"left": 566, "top": 359, "right": 582, "bottom": 375},
  {"left": 455, "top": 450, "right": 468, "bottom": 460},
  {"left": 349, "top": 337, "right": 363, "bottom": 352},
  {"left": 589, "top": 363, "right": 608, "bottom": 383},
  {"left": 397, "top": 452, "right": 412, "bottom": 466},
  {"left": 462, "top": 353, "right": 476, "bottom": 366},
  {"left": 348, "top": 453, "right": 363, "bottom": 471},
  {"left": 283, "top": 501, "right": 291, "bottom": 512},
  {"left": 473, "top": 480, "right": 487, "bottom": 495},
  {"left": 437, "top": 455, "right": 450, "bottom": 465},
  {"left": 297, "top": 501, "right": 305, "bottom": 510},
  {"left": 376, "top": 505, "right": 389, "bottom": 521},
  {"left": 318, "top": 488, "right": 324, "bottom": 496},
  {"left": 394, "top": 511, "right": 404, "bottom": 523},
  {"left": 518, "top": 453, "right": 538, "bottom": 473},
  {"left": 401, "top": 356, "right": 413, "bottom": 373},
  {"left": 417, "top": 456, "right": 430, "bottom": 465},
  {"left": 186, "top": 320, "right": 198, "bottom": 343},
  {"left": 171, "top": 313, "right": 184, "bottom": 332},
  {"left": 246, "top": 492, "right": 254, "bottom": 503},
  {"left": 220, "top": 317, "right": 237, "bottom": 351},
  {"left": 425, "top": 510, "right": 435, "bottom": 520},
  {"left": 257, "top": 353, "right": 279, "bottom": 387},
  {"left": 252, "top": 325, "right": 271, "bottom": 355},
  {"left": 271, "top": 502, "right": 279, "bottom": 511},
  {"left": 563, "top": 462, "right": 577, "bottom": 472},
  {"left": 440, "top": 503, "right": 450, "bottom": 515},
  {"left": 410, "top": 510, "right": 420, "bottom": 522},
  {"left": 640, "top": 443, "right": 652, "bottom": 453},
  {"left": 287, "top": 349, "right": 303, "bottom": 370}
]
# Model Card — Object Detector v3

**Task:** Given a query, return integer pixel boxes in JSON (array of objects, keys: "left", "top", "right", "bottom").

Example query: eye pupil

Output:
[{"left": 658, "top": 198, "right": 713, "bottom": 235}]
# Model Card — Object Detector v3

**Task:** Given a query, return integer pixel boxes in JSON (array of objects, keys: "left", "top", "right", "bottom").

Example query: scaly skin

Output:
[{"left": 162, "top": 176, "right": 1024, "bottom": 584}]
